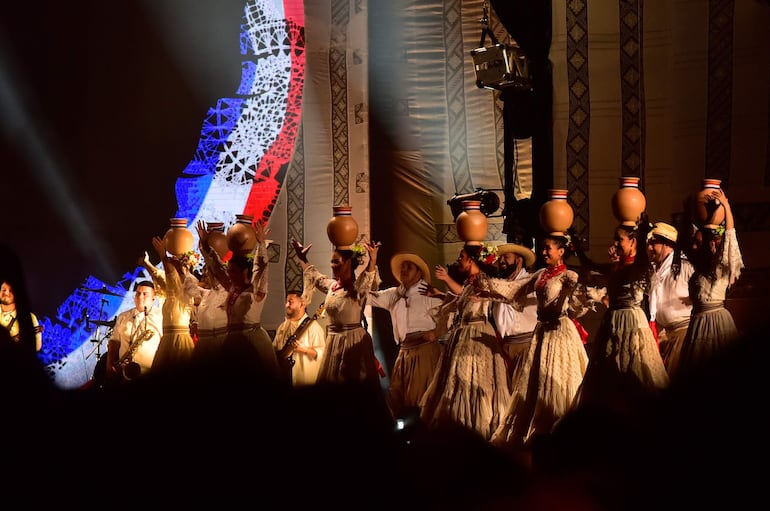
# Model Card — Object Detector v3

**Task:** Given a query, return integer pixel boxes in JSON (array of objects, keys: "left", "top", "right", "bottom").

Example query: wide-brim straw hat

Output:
[
  {"left": 496, "top": 243, "right": 536, "bottom": 268},
  {"left": 650, "top": 222, "right": 678, "bottom": 244},
  {"left": 390, "top": 253, "right": 431, "bottom": 285}
]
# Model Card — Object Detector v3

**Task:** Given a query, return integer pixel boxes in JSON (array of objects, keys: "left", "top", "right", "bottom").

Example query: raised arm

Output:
[
  {"left": 252, "top": 220, "right": 270, "bottom": 301},
  {"left": 196, "top": 220, "right": 231, "bottom": 290}
]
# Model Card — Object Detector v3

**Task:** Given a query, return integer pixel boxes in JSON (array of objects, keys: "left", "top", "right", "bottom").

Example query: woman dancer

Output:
[
  {"left": 141, "top": 238, "right": 199, "bottom": 374},
  {"left": 490, "top": 234, "right": 595, "bottom": 452},
  {"left": 291, "top": 238, "right": 382, "bottom": 388},
  {"left": 572, "top": 217, "right": 670, "bottom": 417},
  {"left": 666, "top": 188, "right": 743, "bottom": 380},
  {"left": 200, "top": 219, "right": 281, "bottom": 383},
  {"left": 418, "top": 243, "right": 512, "bottom": 441}
]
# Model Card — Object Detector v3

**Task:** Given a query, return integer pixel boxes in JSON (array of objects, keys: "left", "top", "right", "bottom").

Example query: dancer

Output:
[
  {"left": 490, "top": 233, "right": 595, "bottom": 453},
  {"left": 368, "top": 252, "right": 443, "bottom": 421},
  {"left": 646, "top": 222, "right": 693, "bottom": 364},
  {"left": 141, "top": 238, "right": 199, "bottom": 374},
  {"left": 491, "top": 241, "right": 538, "bottom": 388},
  {"left": 666, "top": 188, "right": 743, "bottom": 380},
  {"left": 572, "top": 217, "right": 669, "bottom": 417},
  {"left": 202, "top": 219, "right": 281, "bottom": 383},
  {"left": 291, "top": 238, "right": 382, "bottom": 387},
  {"left": 419, "top": 243, "right": 512, "bottom": 441}
]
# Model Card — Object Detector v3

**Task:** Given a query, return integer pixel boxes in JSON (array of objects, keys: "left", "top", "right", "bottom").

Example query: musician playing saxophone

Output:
[
  {"left": 272, "top": 290, "right": 326, "bottom": 386},
  {"left": 105, "top": 280, "right": 163, "bottom": 385}
]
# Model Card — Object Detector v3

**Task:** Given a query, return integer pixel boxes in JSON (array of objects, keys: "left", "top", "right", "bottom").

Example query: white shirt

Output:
[
  {"left": 368, "top": 279, "right": 442, "bottom": 344},
  {"left": 112, "top": 306, "right": 163, "bottom": 374},
  {"left": 649, "top": 251, "right": 694, "bottom": 328},
  {"left": 273, "top": 312, "right": 326, "bottom": 386},
  {"left": 492, "top": 268, "right": 538, "bottom": 337}
]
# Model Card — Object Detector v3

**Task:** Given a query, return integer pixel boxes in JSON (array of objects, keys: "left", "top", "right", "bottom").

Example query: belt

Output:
[
  {"left": 162, "top": 325, "right": 190, "bottom": 334},
  {"left": 227, "top": 322, "right": 261, "bottom": 332},
  {"left": 693, "top": 302, "right": 725, "bottom": 314},
  {"left": 503, "top": 332, "right": 533, "bottom": 344},
  {"left": 400, "top": 331, "right": 435, "bottom": 349},
  {"left": 328, "top": 323, "right": 363, "bottom": 333},
  {"left": 658, "top": 319, "right": 689, "bottom": 331}
]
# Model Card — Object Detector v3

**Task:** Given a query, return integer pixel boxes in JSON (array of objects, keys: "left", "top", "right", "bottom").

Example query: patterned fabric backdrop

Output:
[{"left": 42, "top": 0, "right": 770, "bottom": 388}]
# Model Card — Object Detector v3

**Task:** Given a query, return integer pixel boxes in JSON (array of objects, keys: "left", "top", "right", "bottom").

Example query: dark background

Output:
[{"left": 1, "top": 1, "right": 246, "bottom": 318}]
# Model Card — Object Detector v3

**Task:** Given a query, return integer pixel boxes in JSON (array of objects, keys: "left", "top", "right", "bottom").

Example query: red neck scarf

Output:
[{"left": 537, "top": 263, "right": 566, "bottom": 289}]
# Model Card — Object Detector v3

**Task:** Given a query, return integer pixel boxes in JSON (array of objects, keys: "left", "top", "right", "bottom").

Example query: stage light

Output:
[
  {"left": 447, "top": 188, "right": 502, "bottom": 220},
  {"left": 469, "top": 2, "right": 531, "bottom": 91}
]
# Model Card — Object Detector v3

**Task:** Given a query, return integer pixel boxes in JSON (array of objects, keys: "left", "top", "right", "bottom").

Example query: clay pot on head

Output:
[
  {"left": 692, "top": 178, "right": 725, "bottom": 227},
  {"left": 611, "top": 177, "right": 646, "bottom": 226},
  {"left": 206, "top": 221, "right": 230, "bottom": 261},
  {"left": 539, "top": 189, "right": 574, "bottom": 236},
  {"left": 455, "top": 200, "right": 488, "bottom": 245},
  {"left": 164, "top": 218, "right": 194, "bottom": 257},
  {"left": 327, "top": 206, "right": 359, "bottom": 250},
  {"left": 227, "top": 214, "right": 257, "bottom": 256}
]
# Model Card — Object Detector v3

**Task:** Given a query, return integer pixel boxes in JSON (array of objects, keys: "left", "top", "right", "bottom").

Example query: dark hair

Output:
[
  {"left": 286, "top": 289, "right": 303, "bottom": 299},
  {"left": 134, "top": 280, "right": 155, "bottom": 291},
  {"left": 463, "top": 244, "right": 497, "bottom": 276},
  {"left": 542, "top": 234, "right": 573, "bottom": 260},
  {"left": 228, "top": 254, "right": 254, "bottom": 277},
  {"left": 334, "top": 248, "right": 363, "bottom": 272}
]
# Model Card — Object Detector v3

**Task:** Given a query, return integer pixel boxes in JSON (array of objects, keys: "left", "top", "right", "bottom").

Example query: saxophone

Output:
[{"left": 117, "top": 308, "right": 155, "bottom": 381}]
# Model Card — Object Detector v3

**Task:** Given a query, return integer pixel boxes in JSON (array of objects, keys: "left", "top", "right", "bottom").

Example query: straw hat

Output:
[
  {"left": 496, "top": 243, "right": 536, "bottom": 268},
  {"left": 650, "top": 222, "right": 678, "bottom": 244},
  {"left": 390, "top": 253, "right": 431, "bottom": 285}
]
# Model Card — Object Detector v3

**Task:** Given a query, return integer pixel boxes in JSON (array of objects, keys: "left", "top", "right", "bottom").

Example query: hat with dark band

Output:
[
  {"left": 649, "top": 222, "right": 678, "bottom": 244},
  {"left": 390, "top": 253, "right": 431, "bottom": 285},
  {"left": 496, "top": 243, "right": 536, "bottom": 268}
]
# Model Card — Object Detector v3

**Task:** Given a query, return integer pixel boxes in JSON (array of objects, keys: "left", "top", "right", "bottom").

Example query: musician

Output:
[
  {"left": 104, "top": 280, "right": 162, "bottom": 386},
  {"left": 272, "top": 290, "right": 326, "bottom": 386},
  {"left": 0, "top": 279, "right": 43, "bottom": 352}
]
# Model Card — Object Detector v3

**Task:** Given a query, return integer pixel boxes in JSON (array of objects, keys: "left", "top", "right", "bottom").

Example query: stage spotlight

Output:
[{"left": 447, "top": 188, "right": 502, "bottom": 220}]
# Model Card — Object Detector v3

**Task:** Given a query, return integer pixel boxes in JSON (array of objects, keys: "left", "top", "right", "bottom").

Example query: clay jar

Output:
[
  {"left": 163, "top": 218, "right": 194, "bottom": 257},
  {"left": 693, "top": 178, "right": 725, "bottom": 227},
  {"left": 611, "top": 177, "right": 646, "bottom": 226},
  {"left": 539, "top": 189, "right": 574, "bottom": 235},
  {"left": 327, "top": 206, "right": 359, "bottom": 249},
  {"left": 455, "top": 200, "right": 488, "bottom": 245},
  {"left": 226, "top": 214, "right": 257, "bottom": 256},
  {"left": 206, "top": 221, "right": 230, "bottom": 260}
]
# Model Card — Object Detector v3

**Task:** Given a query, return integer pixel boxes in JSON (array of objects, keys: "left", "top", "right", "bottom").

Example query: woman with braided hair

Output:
[
  {"left": 489, "top": 233, "right": 597, "bottom": 455},
  {"left": 418, "top": 242, "right": 513, "bottom": 441},
  {"left": 291, "top": 238, "right": 383, "bottom": 388},
  {"left": 571, "top": 217, "right": 670, "bottom": 418}
]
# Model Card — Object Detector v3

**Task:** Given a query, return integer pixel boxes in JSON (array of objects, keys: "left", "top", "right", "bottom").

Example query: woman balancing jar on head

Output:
[
  {"left": 417, "top": 241, "right": 514, "bottom": 441},
  {"left": 290, "top": 234, "right": 383, "bottom": 388},
  {"left": 140, "top": 234, "right": 200, "bottom": 374},
  {"left": 199, "top": 218, "right": 281, "bottom": 382},
  {"left": 489, "top": 227, "right": 598, "bottom": 455},
  {"left": 666, "top": 187, "right": 744, "bottom": 381},
  {"left": 571, "top": 210, "right": 670, "bottom": 418}
]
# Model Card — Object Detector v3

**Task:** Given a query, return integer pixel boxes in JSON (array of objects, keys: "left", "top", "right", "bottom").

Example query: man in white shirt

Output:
[
  {"left": 647, "top": 222, "right": 694, "bottom": 363},
  {"left": 103, "top": 280, "right": 163, "bottom": 387},
  {"left": 272, "top": 290, "right": 326, "bottom": 386},
  {"left": 492, "top": 242, "right": 538, "bottom": 388},
  {"left": 368, "top": 253, "right": 443, "bottom": 421}
]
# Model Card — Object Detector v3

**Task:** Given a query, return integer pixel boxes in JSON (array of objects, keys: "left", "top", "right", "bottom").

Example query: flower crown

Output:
[
  {"left": 350, "top": 244, "right": 366, "bottom": 257},
  {"left": 476, "top": 243, "right": 498, "bottom": 266},
  {"left": 178, "top": 250, "right": 202, "bottom": 272}
]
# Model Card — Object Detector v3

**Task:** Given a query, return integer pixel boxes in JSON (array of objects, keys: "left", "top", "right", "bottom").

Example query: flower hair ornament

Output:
[
  {"left": 178, "top": 250, "right": 202, "bottom": 272},
  {"left": 476, "top": 243, "right": 498, "bottom": 266}
]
